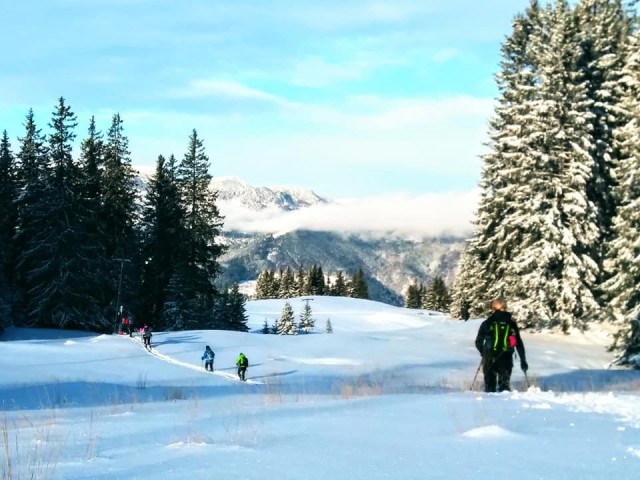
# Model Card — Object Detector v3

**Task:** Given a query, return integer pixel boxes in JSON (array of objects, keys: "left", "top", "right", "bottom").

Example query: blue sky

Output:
[{"left": 0, "top": 0, "right": 533, "bottom": 198}]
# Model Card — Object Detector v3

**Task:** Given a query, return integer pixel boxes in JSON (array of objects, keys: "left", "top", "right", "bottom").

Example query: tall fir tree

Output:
[
  {"left": 169, "top": 129, "right": 225, "bottom": 329},
  {"left": 602, "top": 31, "right": 640, "bottom": 363},
  {"left": 349, "top": 268, "right": 369, "bottom": 299},
  {"left": 101, "top": 113, "right": 139, "bottom": 320},
  {"left": 296, "top": 266, "right": 307, "bottom": 296},
  {"left": 573, "top": 0, "right": 632, "bottom": 256},
  {"left": 459, "top": 1, "right": 543, "bottom": 318},
  {"left": 0, "top": 131, "right": 17, "bottom": 324},
  {"left": 214, "top": 284, "right": 249, "bottom": 332},
  {"left": 449, "top": 247, "right": 478, "bottom": 319},
  {"left": 331, "top": 270, "right": 349, "bottom": 296},
  {"left": 225, "top": 283, "right": 249, "bottom": 332},
  {"left": 422, "top": 276, "right": 451, "bottom": 312},
  {"left": 14, "top": 110, "right": 49, "bottom": 325},
  {"left": 76, "top": 117, "right": 111, "bottom": 329},
  {"left": 507, "top": 0, "right": 602, "bottom": 331},
  {"left": 279, "top": 267, "right": 296, "bottom": 298},
  {"left": 453, "top": 0, "right": 619, "bottom": 331},
  {"left": 139, "top": 154, "right": 184, "bottom": 328},
  {"left": 20, "top": 98, "right": 93, "bottom": 328},
  {"left": 404, "top": 281, "right": 424, "bottom": 309}
]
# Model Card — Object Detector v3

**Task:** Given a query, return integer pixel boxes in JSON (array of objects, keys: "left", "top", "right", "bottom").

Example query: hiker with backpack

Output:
[
  {"left": 121, "top": 314, "right": 132, "bottom": 337},
  {"left": 475, "top": 298, "right": 528, "bottom": 392},
  {"left": 142, "top": 324, "right": 152, "bottom": 349},
  {"left": 201, "top": 346, "right": 215, "bottom": 372},
  {"left": 236, "top": 352, "right": 249, "bottom": 381}
]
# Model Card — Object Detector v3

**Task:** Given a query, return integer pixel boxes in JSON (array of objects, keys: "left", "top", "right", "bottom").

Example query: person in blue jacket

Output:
[{"left": 201, "top": 346, "right": 215, "bottom": 372}]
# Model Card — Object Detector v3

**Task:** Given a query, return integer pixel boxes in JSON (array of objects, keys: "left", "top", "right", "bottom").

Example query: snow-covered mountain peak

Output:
[{"left": 211, "top": 176, "right": 329, "bottom": 212}]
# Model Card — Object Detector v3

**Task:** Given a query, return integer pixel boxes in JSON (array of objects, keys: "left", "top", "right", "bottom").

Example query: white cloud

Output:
[
  {"left": 169, "top": 79, "right": 287, "bottom": 105},
  {"left": 219, "top": 189, "right": 479, "bottom": 238}
]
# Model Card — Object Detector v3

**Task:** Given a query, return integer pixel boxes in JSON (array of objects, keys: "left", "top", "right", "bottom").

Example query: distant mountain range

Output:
[{"left": 212, "top": 177, "right": 465, "bottom": 306}]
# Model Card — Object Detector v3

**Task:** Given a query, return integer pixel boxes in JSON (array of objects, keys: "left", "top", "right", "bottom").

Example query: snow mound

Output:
[{"left": 461, "top": 425, "right": 517, "bottom": 438}]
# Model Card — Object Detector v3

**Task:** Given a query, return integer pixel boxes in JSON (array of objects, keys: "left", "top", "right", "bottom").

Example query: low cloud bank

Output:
[{"left": 220, "top": 189, "right": 479, "bottom": 238}]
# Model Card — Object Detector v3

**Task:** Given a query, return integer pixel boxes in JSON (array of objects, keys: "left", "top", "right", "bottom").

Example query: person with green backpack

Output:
[
  {"left": 236, "top": 352, "right": 249, "bottom": 381},
  {"left": 475, "top": 298, "right": 528, "bottom": 392}
]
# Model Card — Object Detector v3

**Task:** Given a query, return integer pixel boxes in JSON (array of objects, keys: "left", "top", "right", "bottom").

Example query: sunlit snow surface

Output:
[{"left": 1, "top": 296, "right": 638, "bottom": 479}]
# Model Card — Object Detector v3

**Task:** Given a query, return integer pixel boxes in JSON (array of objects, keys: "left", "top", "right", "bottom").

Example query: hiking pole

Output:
[{"left": 470, "top": 357, "right": 484, "bottom": 391}]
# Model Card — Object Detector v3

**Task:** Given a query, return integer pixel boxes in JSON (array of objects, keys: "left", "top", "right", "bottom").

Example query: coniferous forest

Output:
[
  {"left": 0, "top": 98, "right": 249, "bottom": 333},
  {"left": 450, "top": 0, "right": 640, "bottom": 365}
]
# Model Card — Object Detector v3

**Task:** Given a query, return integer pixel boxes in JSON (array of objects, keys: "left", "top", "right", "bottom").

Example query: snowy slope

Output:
[{"left": 1, "top": 297, "right": 639, "bottom": 480}]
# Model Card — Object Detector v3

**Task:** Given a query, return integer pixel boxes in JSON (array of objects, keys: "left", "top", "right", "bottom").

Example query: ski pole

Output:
[
  {"left": 523, "top": 370, "right": 531, "bottom": 389},
  {"left": 470, "top": 357, "right": 484, "bottom": 391}
]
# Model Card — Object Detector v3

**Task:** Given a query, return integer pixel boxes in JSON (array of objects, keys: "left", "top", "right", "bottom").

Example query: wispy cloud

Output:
[
  {"left": 168, "top": 79, "right": 288, "bottom": 105},
  {"left": 219, "top": 190, "right": 479, "bottom": 238}
]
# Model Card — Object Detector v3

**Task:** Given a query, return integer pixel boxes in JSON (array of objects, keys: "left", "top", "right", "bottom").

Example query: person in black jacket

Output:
[{"left": 475, "top": 298, "right": 528, "bottom": 392}]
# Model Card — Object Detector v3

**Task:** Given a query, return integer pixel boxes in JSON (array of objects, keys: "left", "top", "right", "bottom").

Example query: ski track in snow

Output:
[{"left": 126, "top": 336, "right": 262, "bottom": 385}]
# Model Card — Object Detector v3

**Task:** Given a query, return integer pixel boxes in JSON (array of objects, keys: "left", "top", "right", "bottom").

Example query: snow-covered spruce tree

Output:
[
  {"left": 331, "top": 270, "right": 349, "bottom": 296},
  {"left": 171, "top": 129, "right": 225, "bottom": 329},
  {"left": 449, "top": 247, "right": 477, "bottom": 319},
  {"left": 13, "top": 110, "right": 48, "bottom": 326},
  {"left": 459, "top": 1, "right": 610, "bottom": 331},
  {"left": 0, "top": 130, "right": 17, "bottom": 324},
  {"left": 602, "top": 31, "right": 640, "bottom": 364},
  {"left": 404, "top": 281, "right": 424, "bottom": 309},
  {"left": 254, "top": 270, "right": 270, "bottom": 299},
  {"left": 299, "top": 301, "right": 314, "bottom": 333},
  {"left": 139, "top": 154, "right": 184, "bottom": 328},
  {"left": 295, "top": 266, "right": 307, "bottom": 296},
  {"left": 573, "top": 0, "right": 633, "bottom": 258},
  {"left": 458, "top": 1, "right": 543, "bottom": 318},
  {"left": 277, "top": 301, "right": 297, "bottom": 335},
  {"left": 279, "top": 267, "right": 296, "bottom": 298},
  {"left": 505, "top": 0, "right": 603, "bottom": 331},
  {"left": 422, "top": 276, "right": 451, "bottom": 312},
  {"left": 255, "top": 270, "right": 280, "bottom": 299},
  {"left": 262, "top": 319, "right": 269, "bottom": 334},
  {"left": 101, "top": 113, "right": 139, "bottom": 317}
]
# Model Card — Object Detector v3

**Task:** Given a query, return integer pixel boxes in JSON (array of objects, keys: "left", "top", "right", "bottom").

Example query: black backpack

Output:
[
  {"left": 486, "top": 319, "right": 517, "bottom": 354},
  {"left": 242, "top": 356, "right": 249, "bottom": 367}
]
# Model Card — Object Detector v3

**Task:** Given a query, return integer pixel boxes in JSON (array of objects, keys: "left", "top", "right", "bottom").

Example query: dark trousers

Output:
[
  {"left": 237, "top": 366, "right": 247, "bottom": 381},
  {"left": 143, "top": 335, "right": 151, "bottom": 347},
  {"left": 483, "top": 352, "right": 513, "bottom": 392},
  {"left": 204, "top": 360, "right": 214, "bottom": 371}
]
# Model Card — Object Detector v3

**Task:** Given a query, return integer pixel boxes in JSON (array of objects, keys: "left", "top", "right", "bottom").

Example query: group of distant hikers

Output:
[
  {"left": 120, "top": 298, "right": 526, "bottom": 389},
  {"left": 120, "top": 315, "right": 153, "bottom": 348},
  {"left": 121, "top": 315, "right": 250, "bottom": 381}
]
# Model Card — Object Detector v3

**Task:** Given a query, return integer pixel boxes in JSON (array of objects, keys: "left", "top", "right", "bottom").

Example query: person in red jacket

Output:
[
  {"left": 475, "top": 299, "right": 528, "bottom": 392},
  {"left": 121, "top": 315, "right": 131, "bottom": 337}
]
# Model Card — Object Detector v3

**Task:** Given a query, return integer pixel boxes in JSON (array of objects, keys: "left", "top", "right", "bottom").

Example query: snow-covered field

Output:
[{"left": 1, "top": 296, "right": 639, "bottom": 479}]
